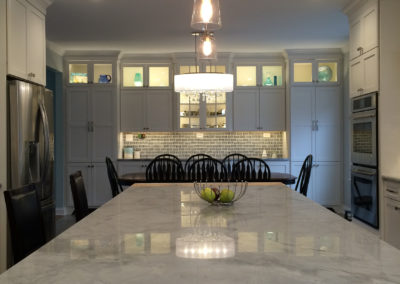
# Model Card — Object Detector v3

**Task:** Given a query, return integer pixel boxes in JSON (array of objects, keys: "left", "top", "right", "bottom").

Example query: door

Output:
[
  {"left": 362, "top": 48, "right": 379, "bottom": 94},
  {"left": 120, "top": 90, "right": 145, "bottom": 131},
  {"left": 314, "top": 87, "right": 342, "bottom": 162},
  {"left": 361, "top": 3, "right": 378, "bottom": 54},
  {"left": 7, "top": 0, "right": 27, "bottom": 79},
  {"left": 145, "top": 90, "right": 172, "bottom": 131},
  {"left": 259, "top": 89, "right": 285, "bottom": 131},
  {"left": 66, "top": 87, "right": 91, "bottom": 162},
  {"left": 91, "top": 163, "right": 112, "bottom": 206},
  {"left": 91, "top": 88, "right": 116, "bottom": 162},
  {"left": 349, "top": 58, "right": 363, "bottom": 98},
  {"left": 290, "top": 87, "right": 313, "bottom": 161},
  {"left": 349, "top": 17, "right": 362, "bottom": 60},
  {"left": 314, "top": 162, "right": 341, "bottom": 206},
  {"left": 233, "top": 90, "right": 258, "bottom": 131},
  {"left": 27, "top": 5, "right": 45, "bottom": 85}
]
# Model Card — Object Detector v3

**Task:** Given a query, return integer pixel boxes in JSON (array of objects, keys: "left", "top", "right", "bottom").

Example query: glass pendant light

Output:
[
  {"left": 191, "top": 0, "right": 222, "bottom": 31},
  {"left": 196, "top": 32, "right": 217, "bottom": 60}
]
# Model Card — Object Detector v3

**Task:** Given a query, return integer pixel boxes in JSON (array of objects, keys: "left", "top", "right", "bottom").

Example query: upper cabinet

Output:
[
  {"left": 67, "top": 59, "right": 117, "bottom": 86},
  {"left": 235, "top": 63, "right": 284, "bottom": 88},
  {"left": 291, "top": 59, "right": 340, "bottom": 86},
  {"left": 122, "top": 64, "right": 172, "bottom": 89},
  {"left": 349, "top": 0, "right": 378, "bottom": 61},
  {"left": 7, "top": 0, "right": 46, "bottom": 85}
]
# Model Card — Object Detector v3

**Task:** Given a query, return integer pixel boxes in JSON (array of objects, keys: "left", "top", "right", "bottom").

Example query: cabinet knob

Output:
[
  {"left": 395, "top": 207, "right": 400, "bottom": 211},
  {"left": 87, "top": 165, "right": 91, "bottom": 168}
]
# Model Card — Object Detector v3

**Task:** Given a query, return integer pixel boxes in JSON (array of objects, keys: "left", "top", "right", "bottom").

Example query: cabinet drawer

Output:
[
  {"left": 384, "top": 180, "right": 400, "bottom": 202},
  {"left": 384, "top": 197, "right": 400, "bottom": 249}
]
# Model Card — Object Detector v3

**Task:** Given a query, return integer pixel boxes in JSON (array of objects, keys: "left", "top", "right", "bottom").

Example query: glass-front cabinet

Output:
[
  {"left": 235, "top": 64, "right": 284, "bottom": 88},
  {"left": 67, "top": 61, "right": 115, "bottom": 85},
  {"left": 177, "top": 63, "right": 231, "bottom": 131},
  {"left": 292, "top": 60, "right": 339, "bottom": 85},
  {"left": 122, "top": 64, "right": 171, "bottom": 89}
]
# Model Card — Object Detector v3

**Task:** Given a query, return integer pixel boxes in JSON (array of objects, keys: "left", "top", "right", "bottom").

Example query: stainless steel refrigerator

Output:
[{"left": 7, "top": 79, "right": 55, "bottom": 241}]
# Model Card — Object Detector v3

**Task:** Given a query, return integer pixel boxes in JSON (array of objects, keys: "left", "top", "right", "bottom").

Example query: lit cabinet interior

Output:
[
  {"left": 69, "top": 64, "right": 88, "bottom": 84},
  {"left": 293, "top": 61, "right": 338, "bottom": 84},
  {"left": 122, "top": 65, "right": 170, "bottom": 88},
  {"left": 69, "top": 63, "right": 114, "bottom": 85},
  {"left": 236, "top": 65, "right": 283, "bottom": 87}
]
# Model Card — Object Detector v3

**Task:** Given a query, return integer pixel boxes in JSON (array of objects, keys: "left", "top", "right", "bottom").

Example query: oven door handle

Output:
[{"left": 352, "top": 169, "right": 376, "bottom": 176}]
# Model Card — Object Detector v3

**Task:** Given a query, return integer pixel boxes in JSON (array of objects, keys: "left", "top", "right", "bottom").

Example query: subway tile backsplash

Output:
[{"left": 120, "top": 132, "right": 288, "bottom": 159}]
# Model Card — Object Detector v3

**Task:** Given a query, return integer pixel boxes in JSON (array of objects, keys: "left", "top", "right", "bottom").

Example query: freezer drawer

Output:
[{"left": 384, "top": 197, "right": 400, "bottom": 249}]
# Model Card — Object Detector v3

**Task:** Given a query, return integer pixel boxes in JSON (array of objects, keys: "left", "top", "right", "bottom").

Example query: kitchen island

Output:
[{"left": 1, "top": 183, "right": 399, "bottom": 283}]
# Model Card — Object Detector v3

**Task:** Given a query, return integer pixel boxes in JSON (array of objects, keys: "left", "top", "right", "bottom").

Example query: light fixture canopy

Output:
[
  {"left": 174, "top": 73, "right": 233, "bottom": 93},
  {"left": 191, "top": 0, "right": 222, "bottom": 31}
]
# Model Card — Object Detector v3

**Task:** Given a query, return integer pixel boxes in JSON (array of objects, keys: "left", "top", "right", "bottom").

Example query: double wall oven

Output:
[{"left": 351, "top": 92, "right": 378, "bottom": 228}]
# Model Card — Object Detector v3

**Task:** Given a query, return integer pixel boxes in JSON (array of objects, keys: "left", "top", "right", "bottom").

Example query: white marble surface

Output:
[{"left": 1, "top": 183, "right": 400, "bottom": 283}]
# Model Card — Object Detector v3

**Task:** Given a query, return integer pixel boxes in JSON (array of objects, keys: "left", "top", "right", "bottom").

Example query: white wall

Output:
[
  {"left": 379, "top": 0, "right": 400, "bottom": 178},
  {"left": 46, "top": 47, "right": 63, "bottom": 72},
  {"left": 0, "top": 0, "right": 8, "bottom": 273}
]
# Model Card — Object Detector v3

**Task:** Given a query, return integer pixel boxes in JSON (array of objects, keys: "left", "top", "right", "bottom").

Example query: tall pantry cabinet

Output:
[
  {"left": 287, "top": 51, "right": 343, "bottom": 206},
  {"left": 64, "top": 53, "right": 119, "bottom": 207}
]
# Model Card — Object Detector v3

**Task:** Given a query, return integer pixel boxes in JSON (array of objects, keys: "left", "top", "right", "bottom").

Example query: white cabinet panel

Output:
[
  {"left": 349, "top": 58, "right": 363, "bottom": 98},
  {"left": 92, "top": 126, "right": 115, "bottom": 162},
  {"left": 384, "top": 198, "right": 400, "bottom": 249},
  {"left": 27, "top": 6, "right": 45, "bottom": 85},
  {"left": 92, "top": 163, "right": 112, "bottom": 206},
  {"left": 313, "top": 162, "right": 341, "bottom": 206},
  {"left": 233, "top": 90, "right": 258, "bottom": 131},
  {"left": 315, "top": 87, "right": 342, "bottom": 162},
  {"left": 118, "top": 161, "right": 149, "bottom": 175},
  {"left": 363, "top": 48, "right": 379, "bottom": 94},
  {"left": 67, "top": 88, "right": 91, "bottom": 162},
  {"left": 146, "top": 90, "right": 172, "bottom": 131},
  {"left": 349, "top": 18, "right": 362, "bottom": 60},
  {"left": 268, "top": 161, "right": 289, "bottom": 174},
  {"left": 120, "top": 91, "right": 145, "bottom": 131},
  {"left": 362, "top": 3, "right": 379, "bottom": 54},
  {"left": 259, "top": 89, "right": 285, "bottom": 131},
  {"left": 7, "top": 0, "right": 27, "bottom": 79}
]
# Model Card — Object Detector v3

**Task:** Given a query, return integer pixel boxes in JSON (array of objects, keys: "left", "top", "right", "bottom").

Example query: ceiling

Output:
[{"left": 46, "top": 0, "right": 352, "bottom": 55}]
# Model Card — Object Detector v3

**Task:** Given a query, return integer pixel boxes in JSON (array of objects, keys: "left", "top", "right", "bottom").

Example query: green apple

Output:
[
  {"left": 201, "top": 187, "right": 216, "bottom": 202},
  {"left": 219, "top": 188, "right": 235, "bottom": 203}
]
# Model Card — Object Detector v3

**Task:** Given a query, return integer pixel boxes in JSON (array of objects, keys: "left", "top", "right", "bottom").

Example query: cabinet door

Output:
[
  {"left": 66, "top": 88, "right": 91, "bottom": 162},
  {"left": 27, "top": 5, "right": 45, "bottom": 85},
  {"left": 349, "top": 57, "right": 363, "bottom": 98},
  {"left": 233, "top": 90, "right": 258, "bottom": 131},
  {"left": 145, "top": 90, "right": 172, "bottom": 131},
  {"left": 349, "top": 17, "right": 362, "bottom": 60},
  {"left": 259, "top": 89, "right": 285, "bottom": 131},
  {"left": 118, "top": 161, "right": 148, "bottom": 175},
  {"left": 91, "top": 163, "right": 112, "bottom": 206},
  {"left": 315, "top": 87, "right": 342, "bottom": 162},
  {"left": 268, "top": 161, "right": 289, "bottom": 174},
  {"left": 120, "top": 91, "right": 145, "bottom": 131},
  {"left": 66, "top": 163, "right": 91, "bottom": 207},
  {"left": 290, "top": 87, "right": 314, "bottom": 162},
  {"left": 7, "top": 0, "right": 27, "bottom": 79},
  {"left": 91, "top": 88, "right": 116, "bottom": 162},
  {"left": 362, "top": 2, "right": 379, "bottom": 54},
  {"left": 362, "top": 48, "right": 379, "bottom": 94},
  {"left": 384, "top": 198, "right": 400, "bottom": 249},
  {"left": 313, "top": 162, "right": 341, "bottom": 206}
]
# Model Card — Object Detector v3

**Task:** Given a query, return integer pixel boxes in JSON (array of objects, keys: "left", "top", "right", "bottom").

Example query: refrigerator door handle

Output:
[
  {"left": 38, "top": 100, "right": 50, "bottom": 185},
  {"left": 28, "top": 141, "right": 40, "bottom": 183}
]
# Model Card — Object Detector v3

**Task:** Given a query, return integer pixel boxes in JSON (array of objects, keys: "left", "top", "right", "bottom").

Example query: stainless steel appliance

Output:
[
  {"left": 351, "top": 165, "right": 378, "bottom": 228},
  {"left": 7, "top": 79, "right": 55, "bottom": 241},
  {"left": 351, "top": 92, "right": 377, "bottom": 167}
]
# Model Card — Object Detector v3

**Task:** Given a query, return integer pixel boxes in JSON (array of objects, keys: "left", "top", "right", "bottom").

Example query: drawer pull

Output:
[
  {"left": 387, "top": 189, "right": 398, "bottom": 194},
  {"left": 395, "top": 207, "right": 400, "bottom": 211}
]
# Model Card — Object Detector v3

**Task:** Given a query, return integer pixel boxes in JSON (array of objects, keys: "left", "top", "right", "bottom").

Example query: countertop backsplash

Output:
[{"left": 119, "top": 131, "right": 288, "bottom": 159}]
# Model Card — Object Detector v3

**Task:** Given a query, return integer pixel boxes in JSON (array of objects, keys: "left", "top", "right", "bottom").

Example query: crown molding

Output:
[{"left": 26, "top": 0, "right": 53, "bottom": 14}]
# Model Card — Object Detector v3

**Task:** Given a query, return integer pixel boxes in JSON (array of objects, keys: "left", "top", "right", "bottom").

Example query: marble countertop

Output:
[{"left": 1, "top": 183, "right": 400, "bottom": 283}]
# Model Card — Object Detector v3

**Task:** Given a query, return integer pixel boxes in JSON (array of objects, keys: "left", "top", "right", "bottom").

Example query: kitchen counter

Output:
[
  {"left": 118, "top": 158, "right": 290, "bottom": 162},
  {"left": 1, "top": 183, "right": 399, "bottom": 283}
]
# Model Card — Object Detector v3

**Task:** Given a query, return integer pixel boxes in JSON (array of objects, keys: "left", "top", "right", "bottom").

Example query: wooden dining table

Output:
[
  {"left": 1, "top": 182, "right": 399, "bottom": 283},
  {"left": 118, "top": 172, "right": 297, "bottom": 185}
]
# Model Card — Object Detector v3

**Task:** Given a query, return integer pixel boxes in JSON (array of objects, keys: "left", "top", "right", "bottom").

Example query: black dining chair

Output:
[
  {"left": 222, "top": 153, "right": 248, "bottom": 179},
  {"left": 146, "top": 158, "right": 185, "bottom": 182},
  {"left": 232, "top": 158, "right": 271, "bottom": 182},
  {"left": 187, "top": 158, "right": 228, "bottom": 182},
  {"left": 295, "top": 154, "right": 313, "bottom": 196},
  {"left": 154, "top": 154, "right": 182, "bottom": 165},
  {"left": 3, "top": 183, "right": 46, "bottom": 264},
  {"left": 106, "top": 157, "right": 124, "bottom": 197},
  {"left": 184, "top": 154, "right": 213, "bottom": 177},
  {"left": 70, "top": 171, "right": 95, "bottom": 222}
]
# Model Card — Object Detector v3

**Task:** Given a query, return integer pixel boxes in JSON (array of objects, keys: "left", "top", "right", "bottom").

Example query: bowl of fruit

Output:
[{"left": 193, "top": 181, "right": 248, "bottom": 206}]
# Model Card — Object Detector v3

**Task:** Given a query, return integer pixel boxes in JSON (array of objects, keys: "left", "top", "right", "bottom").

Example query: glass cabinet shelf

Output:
[
  {"left": 318, "top": 62, "right": 338, "bottom": 83},
  {"left": 94, "top": 64, "right": 113, "bottom": 84},
  {"left": 236, "top": 65, "right": 284, "bottom": 87},
  {"left": 293, "top": 60, "right": 339, "bottom": 84},
  {"left": 293, "top": 63, "right": 313, "bottom": 83},
  {"left": 122, "top": 65, "right": 170, "bottom": 88},
  {"left": 236, "top": 66, "right": 257, "bottom": 87},
  {"left": 123, "top": 66, "right": 144, "bottom": 87},
  {"left": 149, "top": 66, "right": 169, "bottom": 87},
  {"left": 68, "top": 63, "right": 114, "bottom": 85},
  {"left": 262, "top": 66, "right": 283, "bottom": 86}
]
